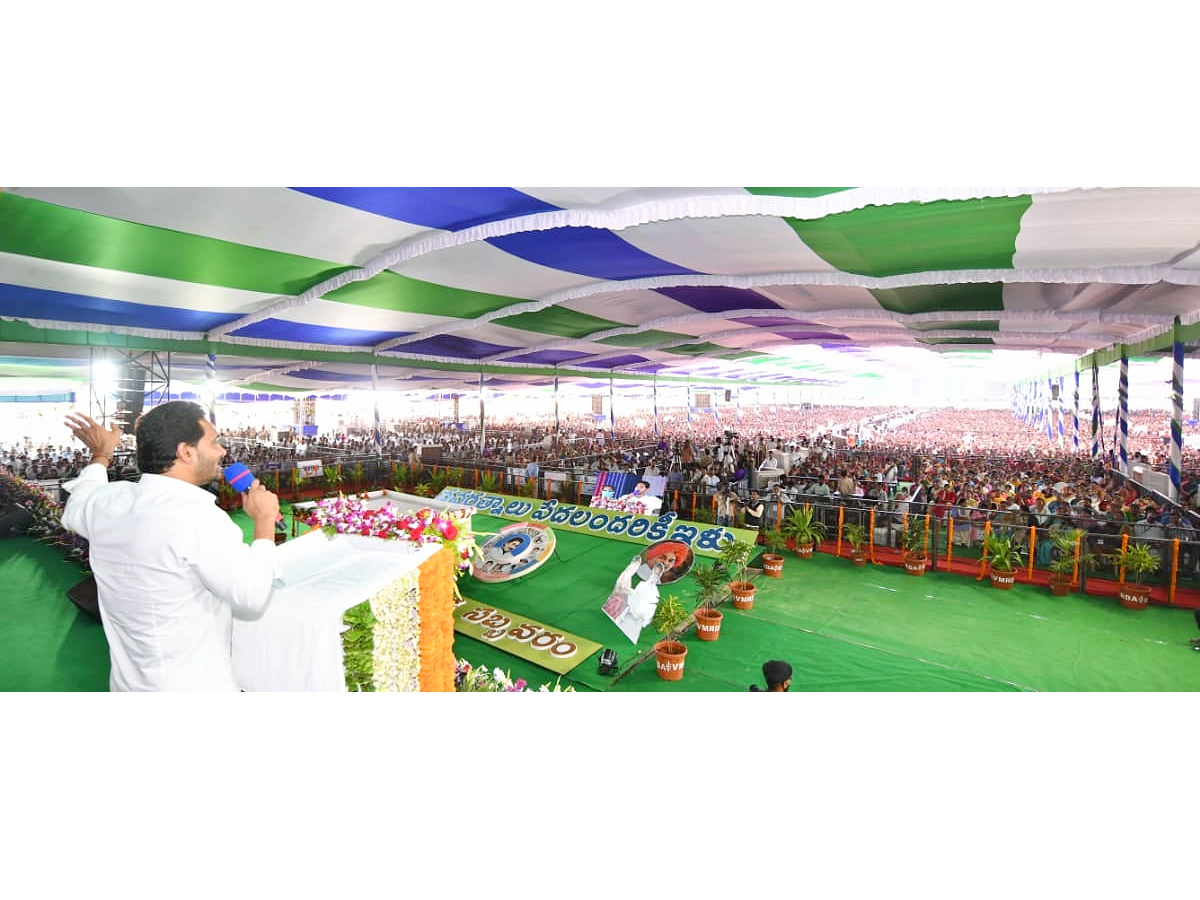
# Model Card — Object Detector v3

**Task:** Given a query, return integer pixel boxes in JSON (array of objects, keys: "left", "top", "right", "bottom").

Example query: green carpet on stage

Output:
[
  {"left": 5, "top": 506, "right": 1200, "bottom": 691},
  {"left": 0, "top": 536, "right": 109, "bottom": 691}
]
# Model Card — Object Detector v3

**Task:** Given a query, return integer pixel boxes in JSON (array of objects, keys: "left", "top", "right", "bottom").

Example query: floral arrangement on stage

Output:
[
  {"left": 454, "top": 658, "right": 576, "bottom": 692},
  {"left": 0, "top": 470, "right": 90, "bottom": 568},
  {"left": 306, "top": 495, "right": 478, "bottom": 692},
  {"left": 589, "top": 496, "right": 647, "bottom": 515},
  {"left": 303, "top": 495, "right": 480, "bottom": 577}
]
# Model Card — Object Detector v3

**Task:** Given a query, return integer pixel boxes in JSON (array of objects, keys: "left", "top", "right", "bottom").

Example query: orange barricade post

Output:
[
  {"left": 1072, "top": 531, "right": 1081, "bottom": 584},
  {"left": 868, "top": 508, "right": 876, "bottom": 564},
  {"left": 836, "top": 505, "right": 844, "bottom": 557},
  {"left": 1170, "top": 539, "right": 1179, "bottom": 604},
  {"left": 1118, "top": 533, "right": 1129, "bottom": 584},
  {"left": 473, "top": 469, "right": 479, "bottom": 487},
  {"left": 922, "top": 514, "right": 931, "bottom": 560},
  {"left": 776, "top": 501, "right": 783, "bottom": 529},
  {"left": 977, "top": 520, "right": 992, "bottom": 580},
  {"left": 1027, "top": 526, "right": 1036, "bottom": 582},
  {"left": 946, "top": 517, "right": 954, "bottom": 569}
]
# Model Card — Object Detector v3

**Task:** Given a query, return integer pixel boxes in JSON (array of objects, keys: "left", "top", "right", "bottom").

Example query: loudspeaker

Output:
[
  {"left": 725, "top": 389, "right": 732, "bottom": 402},
  {"left": 1051, "top": 383, "right": 1060, "bottom": 400},
  {"left": 66, "top": 574, "right": 102, "bottom": 623},
  {"left": 419, "top": 445, "right": 443, "bottom": 464},
  {"left": 115, "top": 363, "right": 146, "bottom": 435},
  {"left": 0, "top": 505, "right": 33, "bottom": 538}
]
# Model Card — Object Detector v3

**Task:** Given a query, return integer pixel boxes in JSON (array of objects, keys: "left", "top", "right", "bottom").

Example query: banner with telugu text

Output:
[
  {"left": 435, "top": 488, "right": 757, "bottom": 558},
  {"left": 453, "top": 598, "right": 602, "bottom": 675}
]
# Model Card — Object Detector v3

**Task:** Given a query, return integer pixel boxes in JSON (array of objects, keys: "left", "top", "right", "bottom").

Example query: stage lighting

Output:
[{"left": 598, "top": 648, "right": 618, "bottom": 675}]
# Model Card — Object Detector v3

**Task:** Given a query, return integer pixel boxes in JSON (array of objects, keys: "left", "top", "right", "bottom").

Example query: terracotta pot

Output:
[
  {"left": 654, "top": 640, "right": 688, "bottom": 680},
  {"left": 903, "top": 552, "right": 927, "bottom": 576},
  {"left": 761, "top": 554, "right": 784, "bottom": 578},
  {"left": 694, "top": 607, "right": 723, "bottom": 641},
  {"left": 1118, "top": 584, "right": 1151, "bottom": 610},
  {"left": 730, "top": 581, "right": 756, "bottom": 610},
  {"left": 794, "top": 541, "right": 814, "bottom": 559},
  {"left": 785, "top": 537, "right": 797, "bottom": 552},
  {"left": 1048, "top": 575, "right": 1071, "bottom": 596},
  {"left": 850, "top": 548, "right": 867, "bottom": 566},
  {"left": 989, "top": 569, "right": 1016, "bottom": 590}
]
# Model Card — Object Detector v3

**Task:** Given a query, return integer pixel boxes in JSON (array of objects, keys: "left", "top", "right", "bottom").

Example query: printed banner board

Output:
[
  {"left": 296, "top": 459, "right": 323, "bottom": 478},
  {"left": 436, "top": 488, "right": 756, "bottom": 558},
  {"left": 453, "top": 599, "right": 601, "bottom": 675}
]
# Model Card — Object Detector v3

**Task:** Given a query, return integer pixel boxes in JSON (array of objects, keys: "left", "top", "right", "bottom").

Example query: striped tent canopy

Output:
[{"left": 4, "top": 186, "right": 1200, "bottom": 398}]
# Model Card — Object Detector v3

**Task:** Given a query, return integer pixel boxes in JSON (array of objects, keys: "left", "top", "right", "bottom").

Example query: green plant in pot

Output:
[
  {"left": 390, "top": 462, "right": 410, "bottom": 492},
  {"left": 843, "top": 522, "right": 869, "bottom": 565},
  {"left": 691, "top": 561, "right": 726, "bottom": 609},
  {"left": 759, "top": 528, "right": 788, "bottom": 577},
  {"left": 781, "top": 506, "right": 828, "bottom": 558},
  {"left": 689, "top": 561, "right": 726, "bottom": 641},
  {"left": 1107, "top": 542, "right": 1160, "bottom": 610},
  {"left": 983, "top": 532, "right": 1024, "bottom": 589},
  {"left": 288, "top": 466, "right": 303, "bottom": 500},
  {"left": 900, "top": 515, "right": 929, "bottom": 575},
  {"left": 323, "top": 464, "right": 343, "bottom": 496},
  {"left": 1046, "top": 528, "right": 1095, "bottom": 596},
  {"left": 650, "top": 592, "right": 690, "bottom": 680},
  {"left": 718, "top": 536, "right": 757, "bottom": 609}
]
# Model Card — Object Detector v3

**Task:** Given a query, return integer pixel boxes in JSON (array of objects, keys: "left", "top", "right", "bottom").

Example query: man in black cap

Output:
[{"left": 749, "top": 659, "right": 792, "bottom": 692}]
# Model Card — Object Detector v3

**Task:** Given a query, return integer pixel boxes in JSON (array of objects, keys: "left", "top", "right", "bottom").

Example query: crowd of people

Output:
[{"left": 6, "top": 403, "right": 1200, "bottom": 537}]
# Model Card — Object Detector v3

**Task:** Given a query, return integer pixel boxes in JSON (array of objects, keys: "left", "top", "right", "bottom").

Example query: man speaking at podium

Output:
[{"left": 61, "top": 401, "right": 281, "bottom": 691}]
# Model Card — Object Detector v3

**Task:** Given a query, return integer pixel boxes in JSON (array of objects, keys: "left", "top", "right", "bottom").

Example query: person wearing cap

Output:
[{"left": 749, "top": 659, "right": 792, "bottom": 692}]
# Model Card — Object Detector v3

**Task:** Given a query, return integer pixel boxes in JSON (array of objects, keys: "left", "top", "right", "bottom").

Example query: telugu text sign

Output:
[
  {"left": 453, "top": 599, "right": 602, "bottom": 676},
  {"left": 435, "top": 489, "right": 756, "bottom": 558}
]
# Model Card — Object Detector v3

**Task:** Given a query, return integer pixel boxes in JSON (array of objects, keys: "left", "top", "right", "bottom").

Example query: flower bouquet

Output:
[{"left": 303, "top": 495, "right": 480, "bottom": 576}]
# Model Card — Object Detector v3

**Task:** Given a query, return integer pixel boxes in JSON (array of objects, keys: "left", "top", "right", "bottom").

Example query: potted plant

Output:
[
  {"left": 691, "top": 561, "right": 725, "bottom": 641},
  {"left": 288, "top": 466, "right": 303, "bottom": 501},
  {"left": 1108, "top": 542, "right": 1161, "bottom": 610},
  {"left": 780, "top": 505, "right": 828, "bottom": 559},
  {"left": 719, "top": 537, "right": 757, "bottom": 609},
  {"left": 759, "top": 528, "right": 787, "bottom": 578},
  {"left": 651, "top": 592, "right": 690, "bottom": 681},
  {"left": 900, "top": 515, "right": 929, "bottom": 575},
  {"left": 390, "top": 462, "right": 410, "bottom": 492},
  {"left": 843, "top": 522, "right": 869, "bottom": 566},
  {"left": 1046, "top": 528, "right": 1095, "bottom": 596},
  {"left": 323, "top": 464, "right": 343, "bottom": 496},
  {"left": 983, "top": 532, "right": 1024, "bottom": 590}
]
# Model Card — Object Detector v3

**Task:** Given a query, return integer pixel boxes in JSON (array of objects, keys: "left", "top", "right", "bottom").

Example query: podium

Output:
[{"left": 232, "top": 528, "right": 458, "bottom": 691}]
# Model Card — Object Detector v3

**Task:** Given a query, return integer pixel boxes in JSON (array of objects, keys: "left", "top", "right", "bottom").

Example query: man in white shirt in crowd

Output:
[{"left": 61, "top": 402, "right": 282, "bottom": 691}]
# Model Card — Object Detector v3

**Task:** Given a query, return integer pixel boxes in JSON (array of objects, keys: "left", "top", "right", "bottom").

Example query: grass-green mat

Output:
[{"left": 6, "top": 505, "right": 1200, "bottom": 691}]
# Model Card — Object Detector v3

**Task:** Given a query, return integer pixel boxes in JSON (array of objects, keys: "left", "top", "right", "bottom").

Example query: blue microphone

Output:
[
  {"left": 223, "top": 462, "right": 256, "bottom": 492},
  {"left": 223, "top": 462, "right": 285, "bottom": 529}
]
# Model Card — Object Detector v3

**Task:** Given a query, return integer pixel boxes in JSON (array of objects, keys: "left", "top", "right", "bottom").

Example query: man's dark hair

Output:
[
  {"left": 134, "top": 401, "right": 207, "bottom": 474},
  {"left": 637, "top": 480, "right": 650, "bottom": 489},
  {"left": 762, "top": 659, "right": 792, "bottom": 690}
]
